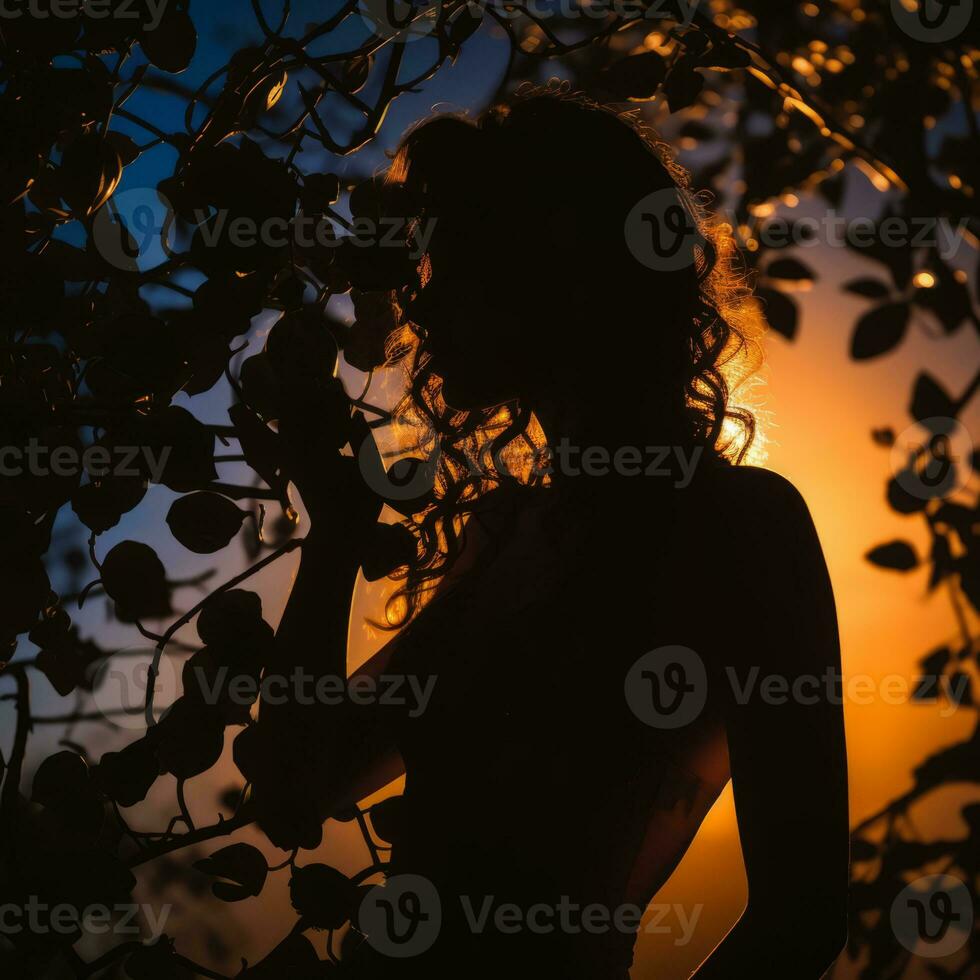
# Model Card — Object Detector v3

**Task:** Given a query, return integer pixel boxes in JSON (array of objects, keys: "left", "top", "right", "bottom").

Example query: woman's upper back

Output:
[{"left": 381, "top": 464, "right": 810, "bottom": 880}]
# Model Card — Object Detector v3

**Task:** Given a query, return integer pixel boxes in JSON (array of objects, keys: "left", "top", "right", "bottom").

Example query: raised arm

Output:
[
  {"left": 692, "top": 469, "right": 849, "bottom": 978},
  {"left": 243, "top": 406, "right": 391, "bottom": 849}
]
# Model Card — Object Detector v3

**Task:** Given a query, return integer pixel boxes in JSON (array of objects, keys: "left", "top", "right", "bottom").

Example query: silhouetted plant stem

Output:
[
  {"left": 113, "top": 107, "right": 183, "bottom": 146},
  {"left": 144, "top": 539, "right": 303, "bottom": 727},
  {"left": 176, "top": 779, "right": 195, "bottom": 832},
  {"left": 128, "top": 806, "right": 255, "bottom": 869},
  {"left": 112, "top": 801, "right": 149, "bottom": 855},
  {"left": 354, "top": 807, "right": 382, "bottom": 867},
  {"left": 1, "top": 666, "right": 30, "bottom": 831},
  {"left": 28, "top": 708, "right": 135, "bottom": 726}
]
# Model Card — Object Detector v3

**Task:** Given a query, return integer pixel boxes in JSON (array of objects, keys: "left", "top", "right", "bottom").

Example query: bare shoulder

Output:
[
  {"left": 697, "top": 463, "right": 812, "bottom": 523},
  {"left": 692, "top": 466, "right": 840, "bottom": 665},
  {"left": 688, "top": 464, "right": 823, "bottom": 572}
]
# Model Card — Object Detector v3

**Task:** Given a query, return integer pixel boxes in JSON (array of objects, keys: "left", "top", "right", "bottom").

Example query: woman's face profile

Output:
[{"left": 407, "top": 210, "right": 531, "bottom": 411}]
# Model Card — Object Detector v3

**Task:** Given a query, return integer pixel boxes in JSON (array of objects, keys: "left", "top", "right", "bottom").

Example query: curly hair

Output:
[{"left": 373, "top": 84, "right": 765, "bottom": 627}]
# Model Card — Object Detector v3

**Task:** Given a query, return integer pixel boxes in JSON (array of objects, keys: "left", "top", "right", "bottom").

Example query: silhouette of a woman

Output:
[{"left": 275, "top": 89, "right": 849, "bottom": 978}]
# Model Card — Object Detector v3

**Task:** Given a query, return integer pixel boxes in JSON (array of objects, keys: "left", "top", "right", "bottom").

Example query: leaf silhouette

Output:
[
  {"left": 865, "top": 540, "right": 918, "bottom": 571},
  {"left": 289, "top": 864, "right": 357, "bottom": 930},
  {"left": 663, "top": 64, "right": 705, "bottom": 112},
  {"left": 182, "top": 648, "right": 257, "bottom": 725},
  {"left": 912, "top": 257, "right": 972, "bottom": 334},
  {"left": 886, "top": 473, "right": 927, "bottom": 514},
  {"left": 100, "top": 541, "right": 172, "bottom": 620},
  {"left": 152, "top": 697, "right": 226, "bottom": 779},
  {"left": 93, "top": 738, "right": 161, "bottom": 807},
  {"left": 766, "top": 257, "right": 816, "bottom": 282},
  {"left": 167, "top": 492, "right": 245, "bottom": 554},
  {"left": 909, "top": 372, "right": 956, "bottom": 425},
  {"left": 194, "top": 843, "right": 269, "bottom": 902},
  {"left": 71, "top": 476, "right": 147, "bottom": 534},
  {"left": 756, "top": 287, "right": 798, "bottom": 340},
  {"left": 58, "top": 132, "right": 123, "bottom": 217},
  {"left": 345, "top": 290, "right": 398, "bottom": 372},
  {"left": 32, "top": 751, "right": 89, "bottom": 808},
  {"left": 140, "top": 7, "right": 197, "bottom": 74},
  {"left": 844, "top": 278, "right": 891, "bottom": 299},
  {"left": 850, "top": 303, "right": 909, "bottom": 360},
  {"left": 197, "top": 589, "right": 273, "bottom": 656}
]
